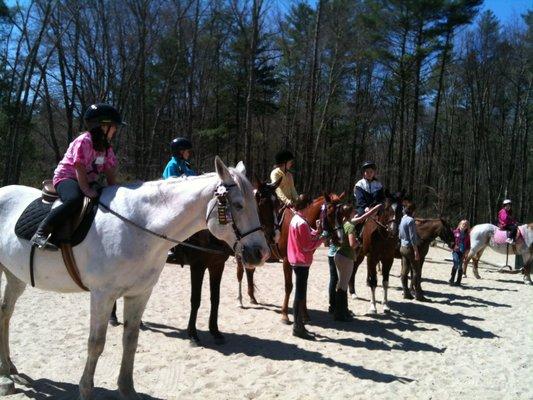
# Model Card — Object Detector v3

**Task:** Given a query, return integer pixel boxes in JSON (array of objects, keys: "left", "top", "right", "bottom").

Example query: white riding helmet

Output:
[{"left": 503, "top": 199, "right": 512, "bottom": 205}]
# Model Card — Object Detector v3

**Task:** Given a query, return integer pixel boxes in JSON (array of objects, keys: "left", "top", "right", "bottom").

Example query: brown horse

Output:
[
  {"left": 109, "top": 177, "right": 280, "bottom": 345},
  {"left": 400, "top": 218, "right": 455, "bottom": 301},
  {"left": 351, "top": 196, "right": 401, "bottom": 314},
  {"left": 237, "top": 193, "right": 345, "bottom": 323}
]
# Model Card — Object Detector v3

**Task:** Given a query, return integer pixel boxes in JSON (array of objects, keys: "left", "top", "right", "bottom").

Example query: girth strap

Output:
[
  {"left": 29, "top": 244, "right": 89, "bottom": 291},
  {"left": 60, "top": 244, "right": 89, "bottom": 291}
]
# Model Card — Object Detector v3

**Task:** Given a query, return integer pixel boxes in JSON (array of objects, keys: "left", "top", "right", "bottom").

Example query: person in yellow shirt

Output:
[{"left": 270, "top": 150, "right": 298, "bottom": 207}]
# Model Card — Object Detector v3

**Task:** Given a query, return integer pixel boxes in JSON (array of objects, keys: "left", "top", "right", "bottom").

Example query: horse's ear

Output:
[
  {"left": 252, "top": 173, "right": 261, "bottom": 189},
  {"left": 235, "top": 161, "right": 246, "bottom": 175},
  {"left": 339, "top": 191, "right": 346, "bottom": 200},
  {"left": 269, "top": 176, "right": 282, "bottom": 190},
  {"left": 215, "top": 156, "right": 233, "bottom": 184}
]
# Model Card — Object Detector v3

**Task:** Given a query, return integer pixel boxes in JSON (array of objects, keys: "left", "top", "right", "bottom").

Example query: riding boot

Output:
[
  {"left": 455, "top": 268, "right": 463, "bottom": 286},
  {"left": 30, "top": 221, "right": 58, "bottom": 251},
  {"left": 449, "top": 268, "right": 456, "bottom": 285},
  {"left": 401, "top": 275, "right": 413, "bottom": 299},
  {"left": 293, "top": 300, "right": 312, "bottom": 339},
  {"left": 334, "top": 290, "right": 349, "bottom": 321},
  {"left": 342, "top": 290, "right": 353, "bottom": 321}
]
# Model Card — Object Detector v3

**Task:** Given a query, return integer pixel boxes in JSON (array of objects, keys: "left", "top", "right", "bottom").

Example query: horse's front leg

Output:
[
  {"left": 117, "top": 291, "right": 152, "bottom": 400},
  {"left": 523, "top": 256, "right": 532, "bottom": 285},
  {"left": 366, "top": 255, "right": 378, "bottom": 314},
  {"left": 79, "top": 292, "right": 115, "bottom": 400},
  {"left": 381, "top": 258, "right": 393, "bottom": 313},
  {"left": 236, "top": 258, "right": 244, "bottom": 307},
  {"left": 350, "top": 255, "right": 363, "bottom": 299},
  {"left": 208, "top": 264, "right": 225, "bottom": 344},
  {"left": 187, "top": 265, "right": 205, "bottom": 345},
  {"left": 0, "top": 269, "right": 26, "bottom": 395},
  {"left": 281, "top": 258, "right": 293, "bottom": 324},
  {"left": 245, "top": 267, "right": 258, "bottom": 304}
]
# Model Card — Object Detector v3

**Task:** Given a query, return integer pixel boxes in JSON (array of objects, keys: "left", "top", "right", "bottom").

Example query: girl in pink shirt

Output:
[
  {"left": 287, "top": 194, "right": 324, "bottom": 339},
  {"left": 31, "top": 104, "right": 125, "bottom": 250},
  {"left": 498, "top": 199, "right": 518, "bottom": 243}
]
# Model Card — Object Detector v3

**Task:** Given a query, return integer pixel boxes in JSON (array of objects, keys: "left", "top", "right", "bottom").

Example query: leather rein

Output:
[{"left": 98, "top": 182, "right": 263, "bottom": 255}]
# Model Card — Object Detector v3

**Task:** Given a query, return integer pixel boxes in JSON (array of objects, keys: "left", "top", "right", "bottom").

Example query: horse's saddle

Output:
[
  {"left": 14, "top": 180, "right": 98, "bottom": 247},
  {"left": 492, "top": 227, "right": 525, "bottom": 246}
]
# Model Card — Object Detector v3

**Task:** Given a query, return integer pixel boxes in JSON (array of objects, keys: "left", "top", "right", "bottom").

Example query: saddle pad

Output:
[
  {"left": 493, "top": 228, "right": 523, "bottom": 246},
  {"left": 14, "top": 198, "right": 98, "bottom": 247}
]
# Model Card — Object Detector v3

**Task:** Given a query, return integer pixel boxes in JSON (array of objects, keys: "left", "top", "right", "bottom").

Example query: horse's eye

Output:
[{"left": 234, "top": 203, "right": 244, "bottom": 211}]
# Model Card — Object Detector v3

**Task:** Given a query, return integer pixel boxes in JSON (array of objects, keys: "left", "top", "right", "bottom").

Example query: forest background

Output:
[{"left": 1, "top": 0, "right": 531, "bottom": 224}]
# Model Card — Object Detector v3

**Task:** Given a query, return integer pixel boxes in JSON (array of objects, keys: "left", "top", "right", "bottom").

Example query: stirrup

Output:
[{"left": 32, "top": 233, "right": 58, "bottom": 251}]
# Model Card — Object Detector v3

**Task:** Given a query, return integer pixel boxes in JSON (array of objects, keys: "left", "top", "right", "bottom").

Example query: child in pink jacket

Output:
[{"left": 287, "top": 194, "right": 324, "bottom": 339}]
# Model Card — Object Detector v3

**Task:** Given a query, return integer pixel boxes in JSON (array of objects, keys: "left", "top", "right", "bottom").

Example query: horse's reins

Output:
[
  {"left": 369, "top": 214, "right": 396, "bottom": 238},
  {"left": 98, "top": 183, "right": 263, "bottom": 255}
]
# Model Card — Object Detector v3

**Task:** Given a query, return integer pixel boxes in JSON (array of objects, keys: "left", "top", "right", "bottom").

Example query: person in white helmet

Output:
[{"left": 498, "top": 199, "right": 518, "bottom": 244}]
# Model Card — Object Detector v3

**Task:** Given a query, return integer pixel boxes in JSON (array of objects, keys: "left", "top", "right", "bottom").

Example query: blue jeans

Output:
[
  {"left": 452, "top": 251, "right": 464, "bottom": 273},
  {"left": 328, "top": 256, "right": 338, "bottom": 310}
]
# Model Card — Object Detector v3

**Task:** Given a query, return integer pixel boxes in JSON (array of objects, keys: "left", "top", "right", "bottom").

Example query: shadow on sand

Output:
[
  {"left": 13, "top": 375, "right": 163, "bottom": 400},
  {"left": 143, "top": 322, "right": 413, "bottom": 384}
]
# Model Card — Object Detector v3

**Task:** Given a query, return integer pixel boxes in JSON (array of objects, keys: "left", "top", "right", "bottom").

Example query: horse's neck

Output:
[
  {"left": 304, "top": 200, "right": 324, "bottom": 222},
  {"left": 417, "top": 220, "right": 441, "bottom": 241},
  {"left": 107, "top": 176, "right": 217, "bottom": 247}
]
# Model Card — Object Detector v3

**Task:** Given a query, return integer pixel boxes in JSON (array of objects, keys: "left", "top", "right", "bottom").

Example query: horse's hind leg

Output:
[
  {"left": 0, "top": 268, "right": 26, "bottom": 395},
  {"left": 187, "top": 265, "right": 206, "bottom": 344},
  {"left": 280, "top": 258, "right": 293, "bottom": 324},
  {"left": 79, "top": 292, "right": 115, "bottom": 400},
  {"left": 117, "top": 291, "right": 152, "bottom": 400},
  {"left": 208, "top": 264, "right": 225, "bottom": 344}
]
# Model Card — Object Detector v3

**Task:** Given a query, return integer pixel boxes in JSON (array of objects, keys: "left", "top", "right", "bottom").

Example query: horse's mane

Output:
[{"left": 113, "top": 169, "right": 253, "bottom": 198}]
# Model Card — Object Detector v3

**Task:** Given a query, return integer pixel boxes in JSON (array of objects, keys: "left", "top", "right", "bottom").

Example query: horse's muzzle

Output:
[{"left": 242, "top": 244, "right": 269, "bottom": 266}]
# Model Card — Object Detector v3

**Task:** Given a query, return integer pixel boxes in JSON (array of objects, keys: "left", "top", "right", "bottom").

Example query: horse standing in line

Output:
[
  {"left": 464, "top": 223, "right": 532, "bottom": 284},
  {"left": 399, "top": 218, "right": 455, "bottom": 300},
  {"left": 350, "top": 195, "right": 401, "bottom": 314},
  {"left": 237, "top": 194, "right": 345, "bottom": 323},
  {"left": 0, "top": 158, "right": 269, "bottom": 399},
  {"left": 168, "top": 177, "right": 280, "bottom": 345}
]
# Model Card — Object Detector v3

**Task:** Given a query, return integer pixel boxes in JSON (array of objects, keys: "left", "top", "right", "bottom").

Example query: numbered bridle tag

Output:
[{"left": 215, "top": 185, "right": 232, "bottom": 225}]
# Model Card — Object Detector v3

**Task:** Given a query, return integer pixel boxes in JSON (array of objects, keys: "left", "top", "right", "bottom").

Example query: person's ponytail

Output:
[{"left": 88, "top": 126, "right": 110, "bottom": 152}]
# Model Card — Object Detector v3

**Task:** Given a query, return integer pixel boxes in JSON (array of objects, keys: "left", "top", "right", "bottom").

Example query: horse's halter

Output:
[
  {"left": 206, "top": 182, "right": 264, "bottom": 251},
  {"left": 254, "top": 188, "right": 280, "bottom": 246},
  {"left": 370, "top": 202, "right": 398, "bottom": 239},
  {"left": 321, "top": 201, "right": 344, "bottom": 245}
]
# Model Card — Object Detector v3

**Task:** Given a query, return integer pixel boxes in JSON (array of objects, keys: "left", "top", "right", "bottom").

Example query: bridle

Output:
[{"left": 206, "top": 183, "right": 264, "bottom": 250}]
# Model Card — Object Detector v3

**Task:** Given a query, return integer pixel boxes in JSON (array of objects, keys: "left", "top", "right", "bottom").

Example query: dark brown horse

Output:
[
  {"left": 350, "top": 196, "right": 401, "bottom": 314},
  {"left": 109, "top": 177, "right": 280, "bottom": 345},
  {"left": 238, "top": 193, "right": 345, "bottom": 323},
  {"left": 399, "top": 218, "right": 455, "bottom": 301}
]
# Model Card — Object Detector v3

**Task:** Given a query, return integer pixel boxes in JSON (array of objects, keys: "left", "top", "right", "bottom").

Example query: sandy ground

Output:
[{"left": 4, "top": 245, "right": 532, "bottom": 400}]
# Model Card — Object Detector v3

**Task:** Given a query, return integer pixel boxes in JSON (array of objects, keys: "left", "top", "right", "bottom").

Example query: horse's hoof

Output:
[
  {"left": 473, "top": 270, "right": 481, "bottom": 279},
  {"left": 383, "top": 304, "right": 391, "bottom": 313},
  {"left": 188, "top": 335, "right": 201, "bottom": 347},
  {"left": 416, "top": 296, "right": 428, "bottom": 302},
  {"left": 366, "top": 306, "right": 377, "bottom": 315},
  {"left": 109, "top": 317, "right": 120, "bottom": 327},
  {"left": 350, "top": 293, "right": 358, "bottom": 300},
  {"left": 0, "top": 376, "right": 15, "bottom": 396},
  {"left": 281, "top": 316, "right": 292, "bottom": 325},
  {"left": 403, "top": 292, "right": 414, "bottom": 300},
  {"left": 523, "top": 277, "right": 533, "bottom": 285},
  {"left": 11, "top": 373, "right": 31, "bottom": 387},
  {"left": 249, "top": 298, "right": 258, "bottom": 305}
]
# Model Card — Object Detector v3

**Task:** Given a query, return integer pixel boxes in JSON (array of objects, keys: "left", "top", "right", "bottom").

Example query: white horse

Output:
[
  {"left": 465, "top": 223, "right": 532, "bottom": 284},
  {"left": 0, "top": 157, "right": 269, "bottom": 399}
]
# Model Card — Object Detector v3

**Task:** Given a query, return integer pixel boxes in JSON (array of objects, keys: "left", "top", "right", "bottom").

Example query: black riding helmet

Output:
[
  {"left": 171, "top": 137, "right": 193, "bottom": 157},
  {"left": 275, "top": 150, "right": 295, "bottom": 165},
  {"left": 361, "top": 160, "right": 377, "bottom": 171},
  {"left": 84, "top": 104, "right": 125, "bottom": 128}
]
